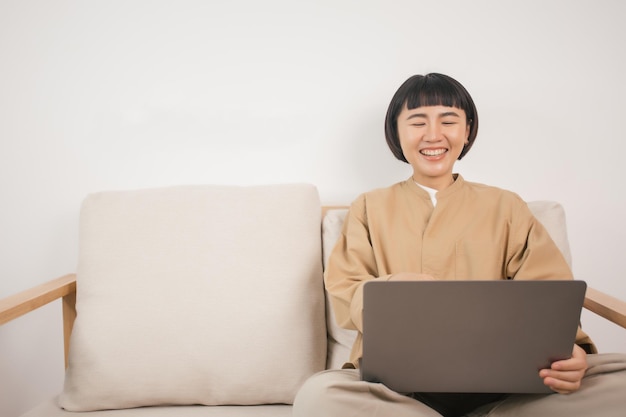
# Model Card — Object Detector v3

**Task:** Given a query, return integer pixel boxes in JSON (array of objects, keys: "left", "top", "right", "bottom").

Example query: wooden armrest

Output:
[
  {"left": 584, "top": 286, "right": 626, "bottom": 329},
  {"left": 0, "top": 274, "right": 76, "bottom": 324},
  {"left": 0, "top": 273, "right": 77, "bottom": 367},
  {"left": 322, "top": 205, "right": 348, "bottom": 217}
]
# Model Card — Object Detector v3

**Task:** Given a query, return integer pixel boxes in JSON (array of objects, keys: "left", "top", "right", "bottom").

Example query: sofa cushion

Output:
[
  {"left": 321, "top": 201, "right": 573, "bottom": 369},
  {"left": 25, "top": 400, "right": 292, "bottom": 417},
  {"left": 20, "top": 400, "right": 293, "bottom": 417},
  {"left": 322, "top": 209, "right": 358, "bottom": 369},
  {"left": 59, "top": 184, "right": 326, "bottom": 411},
  {"left": 526, "top": 201, "right": 573, "bottom": 267}
]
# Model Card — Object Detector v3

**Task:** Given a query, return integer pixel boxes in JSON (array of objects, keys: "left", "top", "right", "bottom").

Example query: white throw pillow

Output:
[{"left": 59, "top": 184, "right": 326, "bottom": 411}]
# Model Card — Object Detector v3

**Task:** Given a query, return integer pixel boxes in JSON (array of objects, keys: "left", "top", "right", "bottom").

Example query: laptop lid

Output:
[{"left": 360, "top": 280, "right": 586, "bottom": 394}]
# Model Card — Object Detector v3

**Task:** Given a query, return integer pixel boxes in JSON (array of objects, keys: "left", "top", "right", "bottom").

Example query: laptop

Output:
[{"left": 360, "top": 280, "right": 587, "bottom": 394}]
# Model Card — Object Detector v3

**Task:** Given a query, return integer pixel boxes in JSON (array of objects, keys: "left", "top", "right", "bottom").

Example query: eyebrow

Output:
[{"left": 405, "top": 111, "right": 462, "bottom": 120}]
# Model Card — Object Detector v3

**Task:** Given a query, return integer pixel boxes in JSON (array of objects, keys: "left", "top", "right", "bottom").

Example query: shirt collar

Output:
[{"left": 406, "top": 174, "right": 464, "bottom": 201}]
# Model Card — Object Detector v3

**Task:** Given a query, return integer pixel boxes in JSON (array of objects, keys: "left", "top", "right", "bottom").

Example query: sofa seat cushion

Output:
[
  {"left": 23, "top": 400, "right": 292, "bottom": 417},
  {"left": 59, "top": 184, "right": 326, "bottom": 411}
]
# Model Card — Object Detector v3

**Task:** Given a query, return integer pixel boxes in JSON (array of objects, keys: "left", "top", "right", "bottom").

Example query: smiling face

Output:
[{"left": 397, "top": 104, "right": 470, "bottom": 190}]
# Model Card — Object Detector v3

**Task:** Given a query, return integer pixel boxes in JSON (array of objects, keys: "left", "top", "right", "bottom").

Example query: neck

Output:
[{"left": 413, "top": 175, "right": 455, "bottom": 191}]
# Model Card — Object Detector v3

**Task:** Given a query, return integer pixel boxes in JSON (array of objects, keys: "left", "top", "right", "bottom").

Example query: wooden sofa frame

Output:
[{"left": 2, "top": 206, "right": 626, "bottom": 370}]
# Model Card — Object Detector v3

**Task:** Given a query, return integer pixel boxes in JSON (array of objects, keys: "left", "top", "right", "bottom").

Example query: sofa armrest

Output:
[
  {"left": 584, "top": 287, "right": 626, "bottom": 329},
  {"left": 0, "top": 273, "right": 76, "bottom": 367}
]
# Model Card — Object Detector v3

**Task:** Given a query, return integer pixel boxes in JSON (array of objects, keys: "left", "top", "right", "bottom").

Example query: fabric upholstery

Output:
[
  {"left": 24, "top": 400, "right": 292, "bottom": 417},
  {"left": 526, "top": 201, "right": 573, "bottom": 267},
  {"left": 322, "top": 209, "right": 358, "bottom": 369},
  {"left": 59, "top": 184, "right": 326, "bottom": 411}
]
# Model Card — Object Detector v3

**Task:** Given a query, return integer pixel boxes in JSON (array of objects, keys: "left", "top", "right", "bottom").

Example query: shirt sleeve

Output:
[
  {"left": 324, "top": 195, "right": 392, "bottom": 333},
  {"left": 505, "top": 199, "right": 573, "bottom": 281},
  {"left": 506, "top": 198, "right": 597, "bottom": 353}
]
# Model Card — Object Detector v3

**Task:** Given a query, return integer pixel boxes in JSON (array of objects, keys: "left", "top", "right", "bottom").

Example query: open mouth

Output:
[{"left": 420, "top": 149, "right": 447, "bottom": 157}]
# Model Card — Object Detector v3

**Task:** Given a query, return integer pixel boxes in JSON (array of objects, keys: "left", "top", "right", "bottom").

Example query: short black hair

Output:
[{"left": 384, "top": 73, "right": 479, "bottom": 162}]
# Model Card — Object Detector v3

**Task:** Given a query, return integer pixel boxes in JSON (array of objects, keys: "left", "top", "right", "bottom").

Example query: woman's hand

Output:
[
  {"left": 539, "top": 344, "right": 588, "bottom": 394},
  {"left": 389, "top": 272, "right": 435, "bottom": 281}
]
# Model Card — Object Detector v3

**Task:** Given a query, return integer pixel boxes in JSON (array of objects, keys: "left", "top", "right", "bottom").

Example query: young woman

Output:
[{"left": 293, "top": 73, "right": 626, "bottom": 417}]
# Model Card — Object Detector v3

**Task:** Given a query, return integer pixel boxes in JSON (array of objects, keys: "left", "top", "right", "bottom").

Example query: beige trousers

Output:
[{"left": 293, "top": 353, "right": 626, "bottom": 417}]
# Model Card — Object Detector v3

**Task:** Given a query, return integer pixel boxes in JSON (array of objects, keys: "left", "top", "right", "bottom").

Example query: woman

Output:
[{"left": 293, "top": 73, "right": 626, "bottom": 417}]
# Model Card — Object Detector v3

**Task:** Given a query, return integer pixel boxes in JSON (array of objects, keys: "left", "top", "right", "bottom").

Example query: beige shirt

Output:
[{"left": 324, "top": 175, "right": 595, "bottom": 367}]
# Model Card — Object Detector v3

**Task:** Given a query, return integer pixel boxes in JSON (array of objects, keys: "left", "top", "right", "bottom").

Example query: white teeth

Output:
[{"left": 421, "top": 149, "right": 446, "bottom": 156}]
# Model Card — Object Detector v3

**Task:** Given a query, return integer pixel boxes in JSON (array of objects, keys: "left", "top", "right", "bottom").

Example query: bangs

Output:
[{"left": 404, "top": 76, "right": 470, "bottom": 113}]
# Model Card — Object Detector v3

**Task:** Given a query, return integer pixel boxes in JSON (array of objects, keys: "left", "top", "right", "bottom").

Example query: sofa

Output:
[{"left": 1, "top": 183, "right": 625, "bottom": 417}]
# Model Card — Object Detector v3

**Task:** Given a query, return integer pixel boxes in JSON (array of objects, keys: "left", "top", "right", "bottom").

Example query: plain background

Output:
[{"left": 1, "top": 0, "right": 624, "bottom": 416}]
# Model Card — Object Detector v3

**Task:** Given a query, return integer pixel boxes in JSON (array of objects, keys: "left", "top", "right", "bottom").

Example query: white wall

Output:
[{"left": 1, "top": 0, "right": 624, "bottom": 415}]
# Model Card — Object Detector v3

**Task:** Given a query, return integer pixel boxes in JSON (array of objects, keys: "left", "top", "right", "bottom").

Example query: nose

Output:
[{"left": 426, "top": 123, "right": 441, "bottom": 141}]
